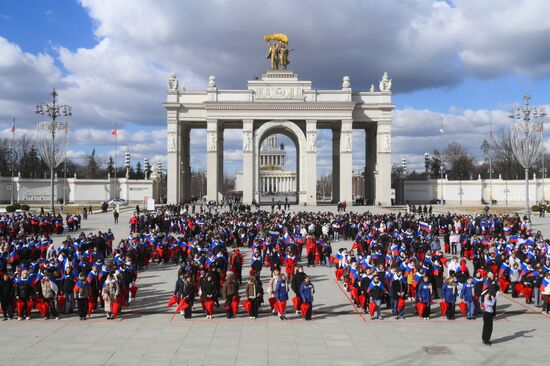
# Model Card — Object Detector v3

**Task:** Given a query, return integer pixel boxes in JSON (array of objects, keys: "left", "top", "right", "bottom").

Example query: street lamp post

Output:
[
  {"left": 509, "top": 92, "right": 546, "bottom": 219},
  {"left": 35, "top": 89, "right": 71, "bottom": 214}
]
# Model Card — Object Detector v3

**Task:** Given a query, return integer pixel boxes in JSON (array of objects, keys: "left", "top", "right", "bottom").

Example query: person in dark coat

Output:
[
  {"left": 0, "top": 272, "right": 15, "bottom": 320},
  {"left": 200, "top": 273, "right": 217, "bottom": 319},
  {"left": 291, "top": 266, "right": 307, "bottom": 302},
  {"left": 391, "top": 272, "right": 407, "bottom": 319},
  {"left": 15, "top": 270, "right": 33, "bottom": 320}
]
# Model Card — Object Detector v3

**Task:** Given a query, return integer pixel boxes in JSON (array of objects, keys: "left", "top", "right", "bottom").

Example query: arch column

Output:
[
  {"left": 167, "top": 119, "right": 180, "bottom": 204},
  {"left": 206, "top": 119, "right": 221, "bottom": 202},
  {"left": 305, "top": 120, "right": 317, "bottom": 205},
  {"left": 375, "top": 119, "right": 392, "bottom": 205},
  {"left": 339, "top": 119, "right": 353, "bottom": 204},
  {"left": 242, "top": 119, "right": 254, "bottom": 204},
  {"left": 181, "top": 127, "right": 191, "bottom": 202}
]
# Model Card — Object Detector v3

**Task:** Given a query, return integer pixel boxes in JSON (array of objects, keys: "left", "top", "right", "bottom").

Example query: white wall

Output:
[
  {"left": 0, "top": 176, "right": 154, "bottom": 204},
  {"left": 404, "top": 175, "right": 547, "bottom": 205}
]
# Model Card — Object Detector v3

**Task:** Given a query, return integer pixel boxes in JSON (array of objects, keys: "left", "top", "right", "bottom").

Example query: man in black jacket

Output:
[
  {"left": 0, "top": 272, "right": 14, "bottom": 320},
  {"left": 291, "top": 266, "right": 306, "bottom": 308},
  {"left": 391, "top": 272, "right": 408, "bottom": 319},
  {"left": 15, "top": 271, "right": 33, "bottom": 320}
]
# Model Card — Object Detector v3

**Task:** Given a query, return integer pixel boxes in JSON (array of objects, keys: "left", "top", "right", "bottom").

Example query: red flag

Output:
[
  {"left": 292, "top": 296, "right": 301, "bottom": 312},
  {"left": 498, "top": 277, "right": 510, "bottom": 293},
  {"left": 515, "top": 283, "right": 525, "bottom": 297},
  {"left": 176, "top": 299, "right": 189, "bottom": 313},
  {"left": 397, "top": 298, "right": 406, "bottom": 312},
  {"left": 57, "top": 294, "right": 66, "bottom": 312},
  {"left": 439, "top": 301, "right": 448, "bottom": 316},
  {"left": 87, "top": 298, "right": 95, "bottom": 317},
  {"left": 129, "top": 285, "right": 138, "bottom": 299},
  {"left": 230, "top": 295, "right": 240, "bottom": 317},
  {"left": 37, "top": 300, "right": 49, "bottom": 318},
  {"left": 112, "top": 128, "right": 118, "bottom": 136},
  {"left": 416, "top": 302, "right": 426, "bottom": 318},
  {"left": 268, "top": 296, "right": 276, "bottom": 310},
  {"left": 275, "top": 300, "right": 286, "bottom": 316},
  {"left": 300, "top": 303, "right": 310, "bottom": 319},
  {"left": 204, "top": 300, "right": 215, "bottom": 315},
  {"left": 358, "top": 295, "right": 366, "bottom": 309},
  {"left": 242, "top": 299, "right": 252, "bottom": 315},
  {"left": 368, "top": 302, "right": 377, "bottom": 318},
  {"left": 167, "top": 295, "right": 179, "bottom": 308},
  {"left": 112, "top": 301, "right": 120, "bottom": 319},
  {"left": 16, "top": 300, "right": 25, "bottom": 317},
  {"left": 335, "top": 268, "right": 343, "bottom": 281},
  {"left": 458, "top": 301, "right": 467, "bottom": 317}
]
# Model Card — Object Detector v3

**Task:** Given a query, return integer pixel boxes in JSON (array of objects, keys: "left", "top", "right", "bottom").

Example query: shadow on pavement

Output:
[{"left": 491, "top": 329, "right": 536, "bottom": 344}]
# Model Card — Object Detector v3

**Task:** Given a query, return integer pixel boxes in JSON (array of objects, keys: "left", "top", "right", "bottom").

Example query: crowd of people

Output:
[
  {"left": 0, "top": 211, "right": 139, "bottom": 321},
  {"left": 117, "top": 205, "right": 537, "bottom": 325},
  {"left": 2, "top": 205, "right": 549, "bottom": 333}
]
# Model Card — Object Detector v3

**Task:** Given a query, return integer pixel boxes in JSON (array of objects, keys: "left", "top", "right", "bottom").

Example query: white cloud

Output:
[{"left": 2, "top": 1, "right": 550, "bottom": 177}]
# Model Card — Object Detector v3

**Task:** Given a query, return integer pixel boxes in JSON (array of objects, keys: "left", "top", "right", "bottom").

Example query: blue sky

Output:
[{"left": 1, "top": 0, "right": 549, "bottom": 176}]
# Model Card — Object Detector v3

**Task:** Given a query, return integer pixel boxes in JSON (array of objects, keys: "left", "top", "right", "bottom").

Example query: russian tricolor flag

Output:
[
  {"left": 503, "top": 227, "right": 511, "bottom": 235},
  {"left": 541, "top": 278, "right": 549, "bottom": 292},
  {"left": 419, "top": 222, "right": 431, "bottom": 232},
  {"left": 509, "top": 235, "right": 519, "bottom": 243},
  {"left": 9, "top": 250, "right": 19, "bottom": 263}
]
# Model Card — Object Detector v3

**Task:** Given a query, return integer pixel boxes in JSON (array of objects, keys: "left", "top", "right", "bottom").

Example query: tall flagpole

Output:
[
  {"left": 114, "top": 123, "right": 118, "bottom": 200},
  {"left": 11, "top": 118, "right": 15, "bottom": 205},
  {"left": 542, "top": 123, "right": 545, "bottom": 202},
  {"left": 489, "top": 119, "right": 493, "bottom": 204},
  {"left": 439, "top": 121, "right": 444, "bottom": 204}
]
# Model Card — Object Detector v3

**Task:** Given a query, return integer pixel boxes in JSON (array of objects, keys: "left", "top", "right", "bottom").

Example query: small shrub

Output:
[
  {"left": 5, "top": 205, "right": 16, "bottom": 212},
  {"left": 20, "top": 204, "right": 30, "bottom": 211}
]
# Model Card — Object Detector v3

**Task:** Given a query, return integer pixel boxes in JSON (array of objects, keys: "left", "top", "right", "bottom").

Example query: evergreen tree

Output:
[
  {"left": 85, "top": 148, "right": 100, "bottom": 178},
  {"left": 107, "top": 156, "right": 114, "bottom": 176},
  {"left": 135, "top": 161, "right": 143, "bottom": 179}
]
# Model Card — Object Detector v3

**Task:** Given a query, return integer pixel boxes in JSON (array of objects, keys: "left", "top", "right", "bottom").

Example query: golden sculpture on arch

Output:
[{"left": 264, "top": 33, "right": 293, "bottom": 70}]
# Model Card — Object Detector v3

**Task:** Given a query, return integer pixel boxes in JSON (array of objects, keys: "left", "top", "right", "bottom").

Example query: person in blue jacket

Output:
[
  {"left": 460, "top": 276, "right": 476, "bottom": 319},
  {"left": 300, "top": 276, "right": 315, "bottom": 320},
  {"left": 275, "top": 274, "right": 289, "bottom": 320},
  {"left": 416, "top": 275, "right": 432, "bottom": 319},
  {"left": 442, "top": 277, "right": 458, "bottom": 320}
]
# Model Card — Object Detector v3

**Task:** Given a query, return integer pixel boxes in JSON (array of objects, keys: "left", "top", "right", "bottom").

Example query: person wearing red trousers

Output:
[{"left": 305, "top": 236, "right": 317, "bottom": 267}]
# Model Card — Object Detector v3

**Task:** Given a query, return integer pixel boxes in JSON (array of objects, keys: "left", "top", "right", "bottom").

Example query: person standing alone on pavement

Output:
[{"left": 482, "top": 293, "right": 496, "bottom": 346}]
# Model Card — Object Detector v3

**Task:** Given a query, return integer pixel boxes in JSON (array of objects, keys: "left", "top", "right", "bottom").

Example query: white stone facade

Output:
[
  {"left": 164, "top": 70, "right": 394, "bottom": 205},
  {"left": 403, "top": 175, "right": 550, "bottom": 205},
  {"left": 0, "top": 176, "right": 156, "bottom": 204}
]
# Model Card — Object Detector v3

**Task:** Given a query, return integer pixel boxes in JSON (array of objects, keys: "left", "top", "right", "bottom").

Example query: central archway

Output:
[{"left": 254, "top": 121, "right": 306, "bottom": 204}]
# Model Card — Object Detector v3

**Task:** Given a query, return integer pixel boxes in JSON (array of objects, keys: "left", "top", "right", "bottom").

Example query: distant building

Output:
[
  {"left": 352, "top": 169, "right": 365, "bottom": 199},
  {"left": 236, "top": 136, "right": 297, "bottom": 193}
]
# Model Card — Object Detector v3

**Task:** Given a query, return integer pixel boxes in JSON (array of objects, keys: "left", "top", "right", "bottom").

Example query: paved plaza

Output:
[{"left": 1, "top": 206, "right": 549, "bottom": 366}]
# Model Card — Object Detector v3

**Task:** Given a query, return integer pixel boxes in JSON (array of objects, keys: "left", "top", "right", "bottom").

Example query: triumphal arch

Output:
[{"left": 164, "top": 34, "right": 393, "bottom": 206}]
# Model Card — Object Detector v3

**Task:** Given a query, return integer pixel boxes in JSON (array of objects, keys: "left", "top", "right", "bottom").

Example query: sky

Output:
[{"left": 1, "top": 0, "right": 549, "bottom": 177}]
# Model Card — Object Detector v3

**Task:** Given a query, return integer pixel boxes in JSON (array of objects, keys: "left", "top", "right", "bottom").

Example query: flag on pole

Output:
[
  {"left": 10, "top": 120, "right": 15, "bottom": 132},
  {"left": 112, "top": 128, "right": 118, "bottom": 136}
]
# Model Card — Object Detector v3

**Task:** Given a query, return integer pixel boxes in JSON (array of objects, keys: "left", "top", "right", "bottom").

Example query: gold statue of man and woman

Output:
[{"left": 264, "top": 33, "right": 293, "bottom": 71}]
